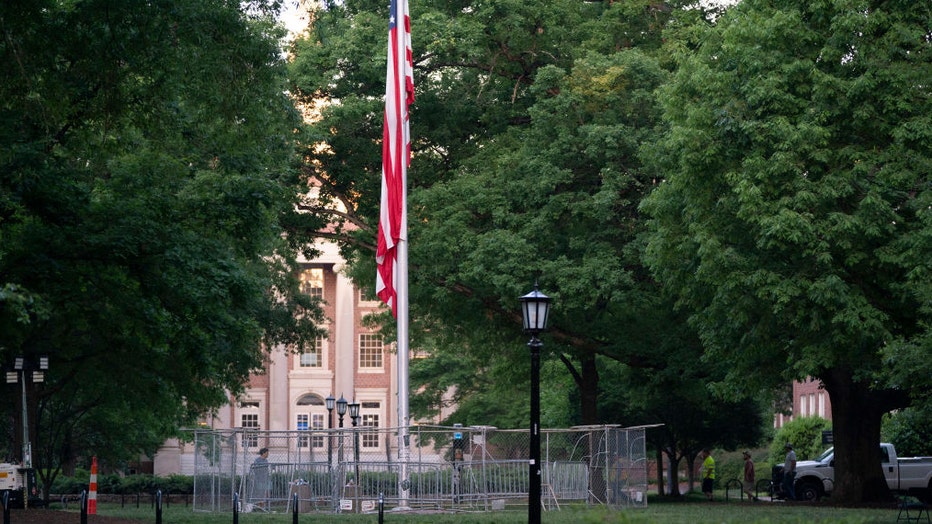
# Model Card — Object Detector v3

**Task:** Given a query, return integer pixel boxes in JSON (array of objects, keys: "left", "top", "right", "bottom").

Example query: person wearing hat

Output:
[
  {"left": 781, "top": 443, "right": 797, "bottom": 500},
  {"left": 742, "top": 451, "right": 759, "bottom": 501}
]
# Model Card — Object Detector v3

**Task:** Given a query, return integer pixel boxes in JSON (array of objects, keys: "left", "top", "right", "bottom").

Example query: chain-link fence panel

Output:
[{"left": 192, "top": 425, "right": 647, "bottom": 514}]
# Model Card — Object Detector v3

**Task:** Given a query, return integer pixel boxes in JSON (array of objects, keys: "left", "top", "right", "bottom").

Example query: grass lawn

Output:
[{"left": 42, "top": 491, "right": 903, "bottom": 523}]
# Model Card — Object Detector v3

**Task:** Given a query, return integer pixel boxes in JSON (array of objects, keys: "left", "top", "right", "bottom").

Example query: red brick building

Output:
[
  {"left": 154, "top": 240, "right": 397, "bottom": 474},
  {"left": 774, "top": 378, "right": 833, "bottom": 429}
]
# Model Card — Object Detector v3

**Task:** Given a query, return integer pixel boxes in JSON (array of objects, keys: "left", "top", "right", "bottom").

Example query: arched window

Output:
[
  {"left": 297, "top": 394, "right": 324, "bottom": 406},
  {"left": 295, "top": 394, "right": 325, "bottom": 448}
]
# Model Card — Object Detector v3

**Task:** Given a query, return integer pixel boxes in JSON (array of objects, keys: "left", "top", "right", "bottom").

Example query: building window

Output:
[
  {"left": 312, "top": 413, "right": 324, "bottom": 448},
  {"left": 359, "top": 334, "right": 384, "bottom": 369},
  {"left": 242, "top": 412, "right": 260, "bottom": 448},
  {"left": 300, "top": 268, "right": 324, "bottom": 299},
  {"left": 299, "top": 336, "right": 323, "bottom": 368},
  {"left": 362, "top": 413, "right": 379, "bottom": 448},
  {"left": 297, "top": 414, "right": 310, "bottom": 448},
  {"left": 295, "top": 394, "right": 326, "bottom": 449}
]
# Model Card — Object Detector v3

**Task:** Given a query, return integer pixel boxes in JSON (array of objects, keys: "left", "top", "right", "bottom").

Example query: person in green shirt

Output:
[{"left": 700, "top": 448, "right": 716, "bottom": 501}]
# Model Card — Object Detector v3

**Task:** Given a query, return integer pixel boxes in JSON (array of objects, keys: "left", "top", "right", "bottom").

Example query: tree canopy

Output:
[
  {"left": 293, "top": 0, "right": 676, "bottom": 420},
  {"left": 642, "top": 0, "right": 931, "bottom": 503},
  {"left": 288, "top": 0, "right": 767, "bottom": 479},
  {"left": 0, "top": 0, "right": 321, "bottom": 491}
]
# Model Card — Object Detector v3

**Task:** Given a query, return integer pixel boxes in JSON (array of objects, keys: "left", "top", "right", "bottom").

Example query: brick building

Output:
[
  {"left": 153, "top": 240, "right": 397, "bottom": 475},
  {"left": 773, "top": 378, "right": 833, "bottom": 429}
]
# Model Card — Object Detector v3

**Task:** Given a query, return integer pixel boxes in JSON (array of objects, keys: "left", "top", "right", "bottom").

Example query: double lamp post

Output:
[{"left": 519, "top": 284, "right": 551, "bottom": 524}]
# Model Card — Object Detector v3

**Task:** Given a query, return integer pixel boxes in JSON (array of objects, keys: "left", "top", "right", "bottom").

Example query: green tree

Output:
[
  {"left": 601, "top": 348, "right": 768, "bottom": 495},
  {"left": 882, "top": 408, "right": 932, "bottom": 458},
  {"left": 642, "top": 0, "right": 931, "bottom": 503},
  {"left": 288, "top": 0, "right": 721, "bottom": 431},
  {"left": 770, "top": 417, "right": 832, "bottom": 464},
  {"left": 0, "top": 0, "right": 322, "bottom": 499}
]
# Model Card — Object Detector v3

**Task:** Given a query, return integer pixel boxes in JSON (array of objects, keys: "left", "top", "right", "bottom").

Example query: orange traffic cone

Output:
[{"left": 88, "top": 456, "right": 98, "bottom": 514}]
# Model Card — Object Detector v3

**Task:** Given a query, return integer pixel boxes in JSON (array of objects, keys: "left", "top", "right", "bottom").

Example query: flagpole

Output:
[
  {"left": 397, "top": 235, "right": 410, "bottom": 508},
  {"left": 377, "top": 0, "right": 413, "bottom": 507}
]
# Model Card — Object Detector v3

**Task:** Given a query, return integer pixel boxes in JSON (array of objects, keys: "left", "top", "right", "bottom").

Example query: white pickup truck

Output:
[{"left": 775, "top": 443, "right": 932, "bottom": 501}]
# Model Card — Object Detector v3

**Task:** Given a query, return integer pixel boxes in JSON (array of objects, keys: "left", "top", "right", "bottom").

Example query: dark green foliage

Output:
[
  {"left": 288, "top": 0, "right": 737, "bottom": 433},
  {"left": 882, "top": 408, "right": 932, "bottom": 458},
  {"left": 643, "top": 0, "right": 931, "bottom": 502},
  {"left": 770, "top": 417, "right": 832, "bottom": 463},
  {"left": 287, "top": 0, "right": 770, "bottom": 496},
  {"left": 0, "top": 0, "right": 323, "bottom": 501},
  {"left": 49, "top": 473, "right": 193, "bottom": 495}
]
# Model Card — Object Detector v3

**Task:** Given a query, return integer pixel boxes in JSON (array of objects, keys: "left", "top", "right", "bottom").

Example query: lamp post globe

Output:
[
  {"left": 325, "top": 394, "right": 335, "bottom": 469},
  {"left": 519, "top": 284, "right": 550, "bottom": 524},
  {"left": 519, "top": 284, "right": 551, "bottom": 335},
  {"left": 336, "top": 395, "right": 348, "bottom": 428}
]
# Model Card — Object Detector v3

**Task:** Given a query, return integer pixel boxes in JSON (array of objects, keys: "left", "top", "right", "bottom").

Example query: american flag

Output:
[{"left": 376, "top": 0, "right": 414, "bottom": 317}]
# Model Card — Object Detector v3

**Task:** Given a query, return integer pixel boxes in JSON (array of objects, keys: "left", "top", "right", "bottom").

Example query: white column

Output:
[
  {"left": 269, "top": 345, "right": 290, "bottom": 430},
  {"left": 334, "top": 271, "right": 355, "bottom": 398}
]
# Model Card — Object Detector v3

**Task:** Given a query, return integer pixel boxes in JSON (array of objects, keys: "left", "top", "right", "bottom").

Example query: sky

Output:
[{"left": 279, "top": 1, "right": 312, "bottom": 39}]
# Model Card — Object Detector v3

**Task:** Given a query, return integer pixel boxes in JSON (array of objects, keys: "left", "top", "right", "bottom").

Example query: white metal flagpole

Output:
[
  {"left": 375, "top": 0, "right": 413, "bottom": 507},
  {"left": 396, "top": 236, "right": 410, "bottom": 508}
]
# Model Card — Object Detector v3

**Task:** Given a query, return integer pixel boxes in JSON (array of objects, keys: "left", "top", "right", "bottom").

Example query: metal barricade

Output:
[{"left": 191, "top": 424, "right": 648, "bottom": 514}]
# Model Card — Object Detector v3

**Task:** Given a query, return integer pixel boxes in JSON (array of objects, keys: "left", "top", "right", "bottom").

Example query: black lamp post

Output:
[
  {"left": 519, "top": 285, "right": 550, "bottom": 524},
  {"left": 325, "top": 394, "right": 335, "bottom": 469},
  {"left": 337, "top": 395, "right": 348, "bottom": 467},
  {"left": 349, "top": 401, "right": 361, "bottom": 487}
]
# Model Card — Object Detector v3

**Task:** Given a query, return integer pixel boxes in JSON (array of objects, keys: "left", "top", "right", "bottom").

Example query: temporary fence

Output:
[{"left": 191, "top": 424, "right": 647, "bottom": 514}]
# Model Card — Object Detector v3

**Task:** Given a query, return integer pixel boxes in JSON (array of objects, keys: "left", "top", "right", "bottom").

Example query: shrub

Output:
[
  {"left": 50, "top": 473, "right": 193, "bottom": 495},
  {"left": 158, "top": 474, "right": 193, "bottom": 494},
  {"left": 120, "top": 474, "right": 159, "bottom": 494},
  {"left": 49, "top": 475, "right": 87, "bottom": 495},
  {"left": 715, "top": 451, "right": 744, "bottom": 485},
  {"left": 882, "top": 408, "right": 932, "bottom": 457},
  {"left": 770, "top": 416, "right": 831, "bottom": 463},
  {"left": 712, "top": 450, "right": 771, "bottom": 489}
]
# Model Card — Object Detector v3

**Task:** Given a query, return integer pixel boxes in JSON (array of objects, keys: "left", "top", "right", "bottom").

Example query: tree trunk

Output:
[
  {"left": 665, "top": 449, "right": 681, "bottom": 495},
  {"left": 579, "top": 353, "right": 599, "bottom": 424},
  {"left": 821, "top": 368, "right": 894, "bottom": 503},
  {"left": 686, "top": 454, "right": 697, "bottom": 493},
  {"left": 655, "top": 447, "right": 665, "bottom": 495},
  {"left": 559, "top": 350, "right": 599, "bottom": 425}
]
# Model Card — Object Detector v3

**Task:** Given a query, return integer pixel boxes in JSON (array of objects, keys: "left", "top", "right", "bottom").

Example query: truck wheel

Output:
[{"left": 796, "top": 479, "right": 822, "bottom": 501}]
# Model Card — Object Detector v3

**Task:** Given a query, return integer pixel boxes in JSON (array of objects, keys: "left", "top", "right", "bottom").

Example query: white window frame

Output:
[
  {"left": 299, "top": 336, "right": 324, "bottom": 368},
  {"left": 300, "top": 268, "right": 324, "bottom": 299},
  {"left": 359, "top": 334, "right": 384, "bottom": 370},
  {"left": 360, "top": 401, "right": 382, "bottom": 450},
  {"left": 297, "top": 414, "right": 310, "bottom": 448},
  {"left": 241, "top": 411, "right": 260, "bottom": 448}
]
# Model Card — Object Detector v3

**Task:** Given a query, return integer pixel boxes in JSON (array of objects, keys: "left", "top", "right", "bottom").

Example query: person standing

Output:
[
  {"left": 699, "top": 448, "right": 716, "bottom": 501},
  {"left": 742, "top": 451, "right": 759, "bottom": 501},
  {"left": 250, "top": 448, "right": 271, "bottom": 508},
  {"left": 781, "top": 443, "right": 797, "bottom": 501}
]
